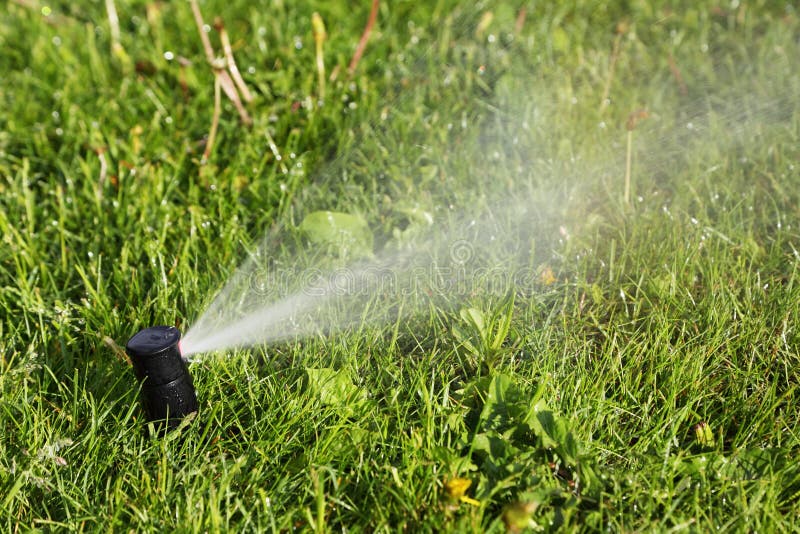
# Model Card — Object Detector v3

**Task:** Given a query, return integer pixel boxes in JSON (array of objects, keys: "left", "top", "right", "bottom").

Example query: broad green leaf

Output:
[
  {"left": 490, "top": 293, "right": 515, "bottom": 352},
  {"left": 299, "top": 211, "right": 373, "bottom": 258},
  {"left": 460, "top": 307, "right": 486, "bottom": 337},
  {"left": 305, "top": 367, "right": 366, "bottom": 409},
  {"left": 452, "top": 323, "right": 478, "bottom": 355}
]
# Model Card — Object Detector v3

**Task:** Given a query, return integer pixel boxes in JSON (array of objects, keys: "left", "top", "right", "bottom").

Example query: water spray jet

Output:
[{"left": 125, "top": 326, "right": 199, "bottom": 430}]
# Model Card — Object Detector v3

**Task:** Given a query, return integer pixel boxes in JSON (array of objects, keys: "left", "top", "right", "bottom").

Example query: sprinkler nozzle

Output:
[{"left": 126, "top": 326, "right": 198, "bottom": 430}]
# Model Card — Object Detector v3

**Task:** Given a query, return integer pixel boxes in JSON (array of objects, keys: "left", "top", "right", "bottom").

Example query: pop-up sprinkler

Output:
[{"left": 126, "top": 326, "right": 198, "bottom": 430}]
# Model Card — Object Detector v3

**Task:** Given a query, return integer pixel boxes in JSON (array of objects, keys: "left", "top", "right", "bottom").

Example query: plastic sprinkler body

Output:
[{"left": 126, "top": 326, "right": 198, "bottom": 430}]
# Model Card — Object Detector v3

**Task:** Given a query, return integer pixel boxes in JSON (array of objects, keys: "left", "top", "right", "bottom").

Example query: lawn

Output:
[{"left": 1, "top": 0, "right": 799, "bottom": 531}]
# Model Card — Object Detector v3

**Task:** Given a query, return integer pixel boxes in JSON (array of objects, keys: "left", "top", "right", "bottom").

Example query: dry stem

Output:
[
  {"left": 216, "top": 17, "right": 254, "bottom": 102},
  {"left": 189, "top": 0, "right": 251, "bottom": 123},
  {"left": 514, "top": 7, "right": 527, "bottom": 34},
  {"left": 188, "top": 0, "right": 252, "bottom": 165},
  {"left": 203, "top": 76, "right": 222, "bottom": 164},
  {"left": 348, "top": 0, "right": 379, "bottom": 77},
  {"left": 668, "top": 53, "right": 688, "bottom": 96},
  {"left": 623, "top": 109, "right": 649, "bottom": 206},
  {"left": 475, "top": 11, "right": 493, "bottom": 38},
  {"left": 312, "top": 12, "right": 327, "bottom": 100},
  {"left": 190, "top": 0, "right": 216, "bottom": 64},
  {"left": 103, "top": 336, "right": 131, "bottom": 365}
]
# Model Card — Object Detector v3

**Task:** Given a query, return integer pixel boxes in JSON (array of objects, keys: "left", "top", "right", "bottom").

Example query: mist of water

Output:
[
  {"left": 180, "top": 196, "right": 551, "bottom": 356},
  {"left": 180, "top": 13, "right": 798, "bottom": 358}
]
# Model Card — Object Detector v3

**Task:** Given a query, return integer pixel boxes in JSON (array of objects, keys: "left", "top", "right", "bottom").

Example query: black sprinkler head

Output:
[{"left": 126, "top": 326, "right": 198, "bottom": 430}]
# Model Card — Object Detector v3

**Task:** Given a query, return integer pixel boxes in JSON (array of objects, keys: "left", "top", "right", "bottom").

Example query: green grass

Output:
[{"left": 2, "top": 0, "right": 800, "bottom": 531}]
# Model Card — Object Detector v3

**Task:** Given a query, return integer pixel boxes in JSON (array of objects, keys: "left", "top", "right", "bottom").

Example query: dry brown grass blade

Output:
[
  {"left": 475, "top": 11, "right": 493, "bottom": 38},
  {"left": 216, "top": 17, "right": 254, "bottom": 103},
  {"left": 218, "top": 69, "right": 252, "bottom": 125},
  {"left": 103, "top": 336, "right": 131, "bottom": 365},
  {"left": 624, "top": 109, "right": 649, "bottom": 205},
  {"left": 203, "top": 75, "right": 222, "bottom": 164},
  {"left": 348, "top": 0, "right": 379, "bottom": 77},
  {"left": 668, "top": 53, "right": 688, "bottom": 96},
  {"left": 189, "top": 0, "right": 252, "bottom": 164},
  {"left": 514, "top": 7, "right": 527, "bottom": 34},
  {"left": 190, "top": 0, "right": 217, "bottom": 64}
]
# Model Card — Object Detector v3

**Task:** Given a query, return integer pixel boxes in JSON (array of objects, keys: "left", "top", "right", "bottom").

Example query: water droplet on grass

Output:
[{"left": 164, "top": 51, "right": 174, "bottom": 61}]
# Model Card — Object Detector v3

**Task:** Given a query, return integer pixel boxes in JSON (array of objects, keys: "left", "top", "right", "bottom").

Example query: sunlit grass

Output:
[{"left": 1, "top": 0, "right": 799, "bottom": 531}]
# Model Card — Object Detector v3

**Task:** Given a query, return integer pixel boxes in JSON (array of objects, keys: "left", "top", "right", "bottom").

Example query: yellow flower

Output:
[
  {"left": 540, "top": 267, "right": 556, "bottom": 286},
  {"left": 444, "top": 478, "right": 480, "bottom": 507}
]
